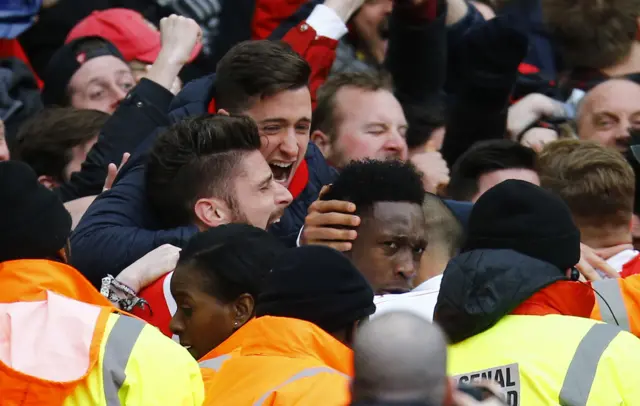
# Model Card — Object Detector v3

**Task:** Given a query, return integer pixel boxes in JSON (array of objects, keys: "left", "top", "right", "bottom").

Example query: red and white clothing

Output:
[{"left": 132, "top": 271, "right": 177, "bottom": 340}]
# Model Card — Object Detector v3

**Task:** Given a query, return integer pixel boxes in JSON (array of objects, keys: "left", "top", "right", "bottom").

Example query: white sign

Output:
[{"left": 452, "top": 363, "right": 521, "bottom": 406}]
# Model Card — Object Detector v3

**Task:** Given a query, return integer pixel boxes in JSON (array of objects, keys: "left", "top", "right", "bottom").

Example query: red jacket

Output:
[{"left": 252, "top": 0, "right": 307, "bottom": 40}]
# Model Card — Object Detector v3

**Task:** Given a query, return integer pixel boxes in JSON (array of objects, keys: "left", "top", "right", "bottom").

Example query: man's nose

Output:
[
  {"left": 394, "top": 251, "right": 417, "bottom": 282},
  {"left": 384, "top": 131, "right": 408, "bottom": 159},
  {"left": 275, "top": 181, "right": 293, "bottom": 206},
  {"left": 280, "top": 129, "right": 299, "bottom": 157}
]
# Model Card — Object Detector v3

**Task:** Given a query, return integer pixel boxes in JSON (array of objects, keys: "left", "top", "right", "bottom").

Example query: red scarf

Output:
[
  {"left": 621, "top": 253, "right": 640, "bottom": 278},
  {"left": 208, "top": 98, "right": 309, "bottom": 199},
  {"left": 511, "top": 281, "right": 595, "bottom": 318}
]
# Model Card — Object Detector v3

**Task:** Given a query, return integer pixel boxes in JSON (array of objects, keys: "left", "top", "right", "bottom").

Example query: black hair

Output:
[
  {"left": 215, "top": 40, "right": 311, "bottom": 114},
  {"left": 177, "top": 224, "right": 286, "bottom": 303},
  {"left": 403, "top": 101, "right": 446, "bottom": 150},
  {"left": 146, "top": 114, "right": 261, "bottom": 228},
  {"left": 447, "top": 139, "right": 537, "bottom": 201},
  {"left": 321, "top": 159, "right": 426, "bottom": 213}
]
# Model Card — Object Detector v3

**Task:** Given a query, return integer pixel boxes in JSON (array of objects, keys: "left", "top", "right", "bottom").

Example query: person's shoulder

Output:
[
  {"left": 168, "top": 73, "right": 216, "bottom": 120},
  {"left": 304, "top": 142, "right": 337, "bottom": 184},
  {"left": 269, "top": 367, "right": 350, "bottom": 405}
]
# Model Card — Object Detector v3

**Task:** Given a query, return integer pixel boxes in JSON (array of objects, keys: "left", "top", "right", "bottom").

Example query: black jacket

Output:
[{"left": 434, "top": 249, "right": 567, "bottom": 344}]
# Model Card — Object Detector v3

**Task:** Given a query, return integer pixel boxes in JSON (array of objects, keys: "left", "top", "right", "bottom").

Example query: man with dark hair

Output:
[
  {"left": 321, "top": 159, "right": 427, "bottom": 295},
  {"left": 447, "top": 139, "right": 539, "bottom": 202},
  {"left": 208, "top": 40, "right": 319, "bottom": 191},
  {"left": 14, "top": 107, "right": 109, "bottom": 188},
  {"left": 373, "top": 193, "right": 463, "bottom": 321},
  {"left": 146, "top": 114, "right": 292, "bottom": 230},
  {"left": 123, "top": 115, "right": 292, "bottom": 337}
]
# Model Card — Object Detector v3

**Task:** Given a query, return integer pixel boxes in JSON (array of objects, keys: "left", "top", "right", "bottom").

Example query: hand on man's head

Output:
[{"left": 300, "top": 185, "right": 360, "bottom": 252}]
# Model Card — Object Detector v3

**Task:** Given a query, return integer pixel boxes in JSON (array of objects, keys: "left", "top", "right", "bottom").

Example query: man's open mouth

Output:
[
  {"left": 267, "top": 208, "right": 286, "bottom": 227},
  {"left": 378, "top": 17, "right": 390, "bottom": 39},
  {"left": 269, "top": 161, "right": 294, "bottom": 184}
]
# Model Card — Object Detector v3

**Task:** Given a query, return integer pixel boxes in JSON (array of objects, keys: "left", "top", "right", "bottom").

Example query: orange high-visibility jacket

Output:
[
  {"left": 0, "top": 259, "right": 204, "bottom": 406},
  {"left": 202, "top": 316, "right": 353, "bottom": 406},
  {"left": 198, "top": 323, "right": 251, "bottom": 387},
  {"left": 591, "top": 274, "right": 640, "bottom": 338}
]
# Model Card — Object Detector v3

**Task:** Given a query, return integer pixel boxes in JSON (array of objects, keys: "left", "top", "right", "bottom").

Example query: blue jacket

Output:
[{"left": 71, "top": 75, "right": 336, "bottom": 286}]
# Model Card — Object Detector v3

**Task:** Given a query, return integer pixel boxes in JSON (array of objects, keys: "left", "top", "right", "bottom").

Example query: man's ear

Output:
[
  {"left": 194, "top": 197, "right": 232, "bottom": 228},
  {"left": 217, "top": 109, "right": 230, "bottom": 116},
  {"left": 311, "top": 130, "right": 332, "bottom": 158},
  {"left": 38, "top": 175, "right": 59, "bottom": 190}
]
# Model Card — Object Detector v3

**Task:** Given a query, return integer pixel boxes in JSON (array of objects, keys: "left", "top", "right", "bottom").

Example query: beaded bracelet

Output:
[{"left": 100, "top": 275, "right": 149, "bottom": 312}]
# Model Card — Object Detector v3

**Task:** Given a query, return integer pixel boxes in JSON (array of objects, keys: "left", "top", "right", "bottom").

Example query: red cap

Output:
[{"left": 66, "top": 8, "right": 202, "bottom": 64}]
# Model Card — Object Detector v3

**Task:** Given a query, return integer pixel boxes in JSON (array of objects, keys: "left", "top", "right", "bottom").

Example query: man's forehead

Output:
[
  {"left": 244, "top": 87, "right": 312, "bottom": 122},
  {"left": 363, "top": 201, "right": 425, "bottom": 228},
  {"left": 585, "top": 79, "right": 640, "bottom": 109}
]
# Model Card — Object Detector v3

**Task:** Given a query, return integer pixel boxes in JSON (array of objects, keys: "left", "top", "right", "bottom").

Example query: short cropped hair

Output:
[
  {"left": 14, "top": 107, "right": 108, "bottom": 182},
  {"left": 312, "top": 72, "right": 393, "bottom": 140},
  {"left": 447, "top": 140, "right": 537, "bottom": 201},
  {"left": 541, "top": 0, "right": 640, "bottom": 69},
  {"left": 177, "top": 224, "right": 286, "bottom": 303},
  {"left": 146, "top": 115, "right": 261, "bottom": 228},
  {"left": 215, "top": 40, "right": 311, "bottom": 113},
  {"left": 321, "top": 159, "right": 425, "bottom": 214},
  {"left": 538, "top": 139, "right": 635, "bottom": 229},
  {"left": 423, "top": 193, "right": 464, "bottom": 258}
]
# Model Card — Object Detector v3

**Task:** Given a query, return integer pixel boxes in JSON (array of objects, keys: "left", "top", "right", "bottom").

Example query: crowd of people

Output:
[{"left": 2, "top": 0, "right": 640, "bottom": 404}]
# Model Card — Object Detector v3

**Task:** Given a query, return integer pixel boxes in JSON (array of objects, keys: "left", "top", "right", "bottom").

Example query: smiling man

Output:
[
  {"left": 320, "top": 159, "right": 427, "bottom": 294},
  {"left": 145, "top": 115, "right": 292, "bottom": 231}
]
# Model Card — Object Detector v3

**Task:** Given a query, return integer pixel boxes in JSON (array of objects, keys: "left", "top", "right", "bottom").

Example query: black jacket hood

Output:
[{"left": 434, "top": 249, "right": 567, "bottom": 344}]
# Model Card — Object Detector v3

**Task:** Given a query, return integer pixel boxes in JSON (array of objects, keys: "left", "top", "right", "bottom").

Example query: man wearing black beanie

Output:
[
  {"left": 434, "top": 179, "right": 640, "bottom": 404},
  {"left": 203, "top": 245, "right": 375, "bottom": 405}
]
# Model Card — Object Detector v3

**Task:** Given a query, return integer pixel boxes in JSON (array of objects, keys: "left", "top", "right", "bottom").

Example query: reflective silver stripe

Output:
[
  {"left": 199, "top": 354, "right": 232, "bottom": 371},
  {"left": 559, "top": 323, "right": 621, "bottom": 406},
  {"left": 253, "top": 366, "right": 349, "bottom": 406},
  {"left": 592, "top": 279, "right": 630, "bottom": 331},
  {"left": 102, "top": 315, "right": 146, "bottom": 406}
]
